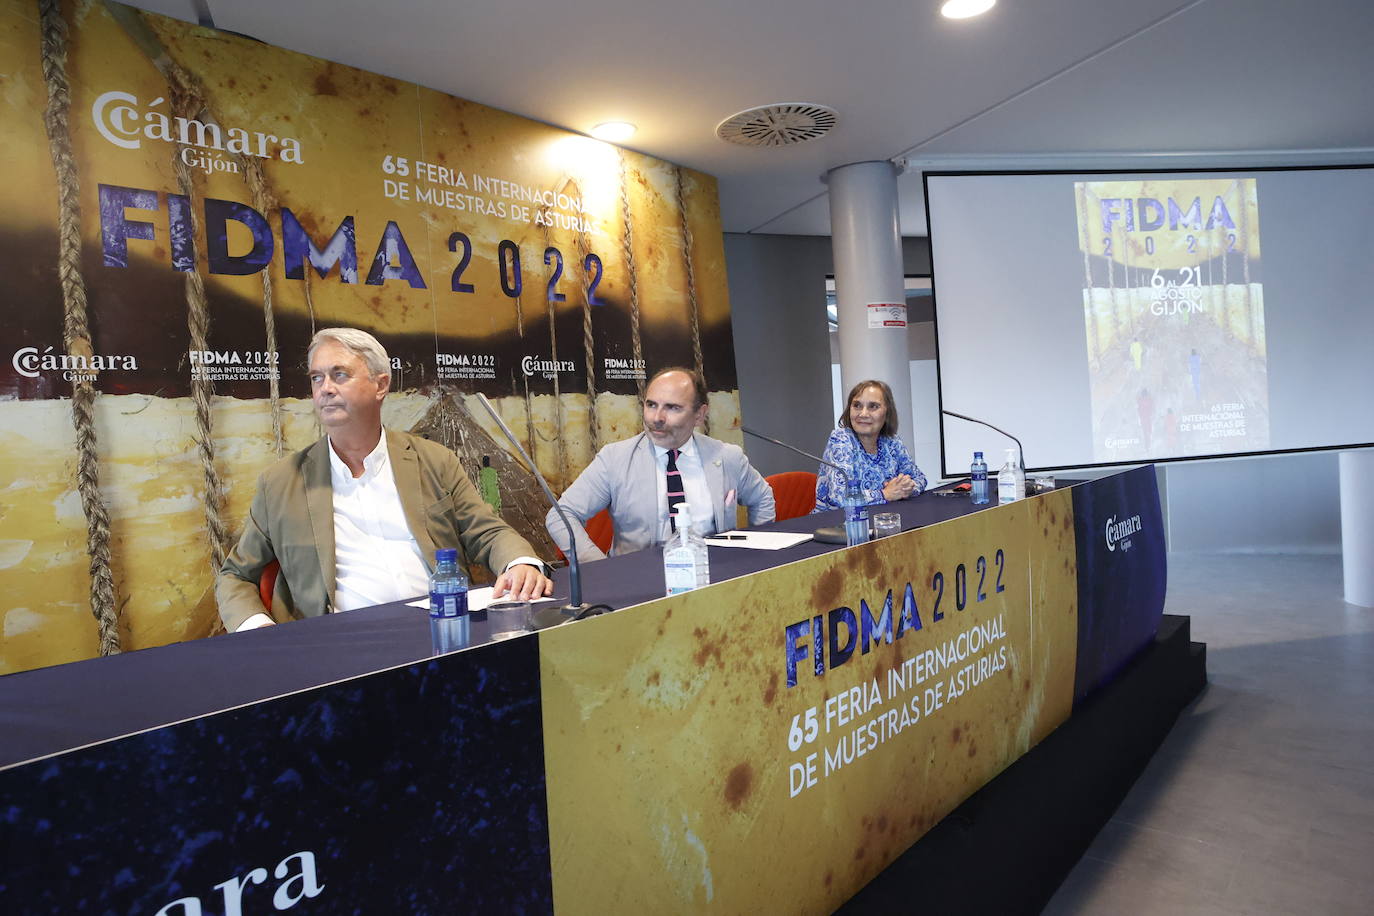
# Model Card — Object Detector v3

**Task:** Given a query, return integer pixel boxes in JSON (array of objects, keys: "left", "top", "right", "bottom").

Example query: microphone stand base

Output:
[
  {"left": 531, "top": 603, "right": 594, "bottom": 630},
  {"left": 813, "top": 526, "right": 847, "bottom": 544}
]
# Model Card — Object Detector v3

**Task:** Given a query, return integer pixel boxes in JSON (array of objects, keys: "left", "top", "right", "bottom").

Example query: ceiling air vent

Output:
[{"left": 716, "top": 103, "right": 838, "bottom": 147}]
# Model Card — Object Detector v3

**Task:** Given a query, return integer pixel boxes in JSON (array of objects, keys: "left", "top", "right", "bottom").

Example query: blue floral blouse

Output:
[{"left": 813, "top": 427, "right": 927, "bottom": 512}]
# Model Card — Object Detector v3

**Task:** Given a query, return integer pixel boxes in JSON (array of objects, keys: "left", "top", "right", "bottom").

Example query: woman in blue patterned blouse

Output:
[{"left": 813, "top": 379, "right": 927, "bottom": 512}]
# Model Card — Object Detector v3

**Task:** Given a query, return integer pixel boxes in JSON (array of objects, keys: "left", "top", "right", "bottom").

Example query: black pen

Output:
[{"left": 708, "top": 535, "right": 747, "bottom": 540}]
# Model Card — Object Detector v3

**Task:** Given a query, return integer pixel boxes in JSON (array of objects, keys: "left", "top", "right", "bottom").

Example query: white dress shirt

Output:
[
  {"left": 328, "top": 433, "right": 431, "bottom": 612},
  {"left": 653, "top": 436, "right": 715, "bottom": 542}
]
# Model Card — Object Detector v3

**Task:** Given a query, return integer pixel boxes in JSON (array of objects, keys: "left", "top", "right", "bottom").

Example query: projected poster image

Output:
[{"left": 1075, "top": 179, "right": 1269, "bottom": 462}]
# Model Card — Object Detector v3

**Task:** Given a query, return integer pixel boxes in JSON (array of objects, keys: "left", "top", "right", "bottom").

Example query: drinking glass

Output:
[
  {"left": 486, "top": 600, "right": 532, "bottom": 641},
  {"left": 872, "top": 512, "right": 902, "bottom": 538}
]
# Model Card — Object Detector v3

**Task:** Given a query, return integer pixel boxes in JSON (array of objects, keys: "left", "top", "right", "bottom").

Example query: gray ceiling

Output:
[{"left": 124, "top": 0, "right": 1374, "bottom": 236}]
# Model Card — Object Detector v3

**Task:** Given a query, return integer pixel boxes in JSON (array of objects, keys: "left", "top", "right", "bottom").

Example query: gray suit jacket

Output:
[
  {"left": 546, "top": 431, "right": 775, "bottom": 562},
  {"left": 216, "top": 429, "right": 537, "bottom": 632}
]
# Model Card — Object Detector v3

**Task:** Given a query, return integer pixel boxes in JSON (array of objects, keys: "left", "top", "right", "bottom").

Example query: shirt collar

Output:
[
  {"left": 327, "top": 429, "right": 389, "bottom": 484},
  {"left": 652, "top": 434, "right": 698, "bottom": 462}
]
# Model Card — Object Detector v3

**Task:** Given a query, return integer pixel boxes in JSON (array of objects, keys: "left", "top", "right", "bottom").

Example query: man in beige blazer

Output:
[{"left": 216, "top": 328, "right": 551, "bottom": 632}]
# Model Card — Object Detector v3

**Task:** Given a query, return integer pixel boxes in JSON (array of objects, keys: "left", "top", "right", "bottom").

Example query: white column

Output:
[
  {"left": 827, "top": 161, "right": 914, "bottom": 454},
  {"left": 1339, "top": 450, "right": 1374, "bottom": 607}
]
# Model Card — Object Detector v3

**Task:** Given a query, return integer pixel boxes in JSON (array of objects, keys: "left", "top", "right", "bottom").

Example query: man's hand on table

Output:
[{"left": 493, "top": 563, "right": 554, "bottom": 601}]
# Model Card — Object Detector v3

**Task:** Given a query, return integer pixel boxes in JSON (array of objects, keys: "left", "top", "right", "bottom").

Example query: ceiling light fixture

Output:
[
  {"left": 590, "top": 121, "right": 636, "bottom": 142},
  {"left": 941, "top": 0, "right": 995, "bottom": 19}
]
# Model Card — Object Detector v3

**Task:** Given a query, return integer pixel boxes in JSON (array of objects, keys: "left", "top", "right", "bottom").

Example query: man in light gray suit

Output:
[{"left": 546, "top": 368, "right": 775, "bottom": 562}]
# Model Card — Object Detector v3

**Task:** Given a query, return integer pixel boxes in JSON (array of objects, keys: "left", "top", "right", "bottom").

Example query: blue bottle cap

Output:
[
  {"left": 436, "top": 547, "right": 459, "bottom": 563},
  {"left": 974, "top": 451, "right": 983, "bottom": 458}
]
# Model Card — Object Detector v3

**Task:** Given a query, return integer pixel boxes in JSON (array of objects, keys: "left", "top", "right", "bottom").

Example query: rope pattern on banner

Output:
[
  {"left": 241, "top": 157, "right": 284, "bottom": 456},
  {"left": 522, "top": 374, "right": 536, "bottom": 470},
  {"left": 108, "top": 2, "right": 287, "bottom": 559},
  {"left": 618, "top": 151, "right": 644, "bottom": 397},
  {"left": 675, "top": 166, "right": 708, "bottom": 432},
  {"left": 38, "top": 0, "right": 121, "bottom": 655},
  {"left": 508, "top": 235, "right": 535, "bottom": 466},
  {"left": 537, "top": 210, "right": 568, "bottom": 486},
  {"left": 167, "top": 72, "right": 231, "bottom": 571},
  {"left": 571, "top": 179, "right": 599, "bottom": 451}
]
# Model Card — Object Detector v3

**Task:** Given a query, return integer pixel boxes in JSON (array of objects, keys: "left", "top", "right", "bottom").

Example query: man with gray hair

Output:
[{"left": 216, "top": 327, "right": 551, "bottom": 632}]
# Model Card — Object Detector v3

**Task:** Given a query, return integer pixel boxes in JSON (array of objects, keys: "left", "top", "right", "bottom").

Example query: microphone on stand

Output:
[
  {"left": 475, "top": 393, "right": 595, "bottom": 628},
  {"left": 941, "top": 409, "right": 1027, "bottom": 495},
  {"left": 741, "top": 426, "right": 846, "bottom": 477},
  {"left": 741, "top": 426, "right": 851, "bottom": 544}
]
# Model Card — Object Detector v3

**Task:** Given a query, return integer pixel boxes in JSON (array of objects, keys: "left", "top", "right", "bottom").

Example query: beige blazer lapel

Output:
[
  {"left": 389, "top": 429, "right": 437, "bottom": 570},
  {"left": 302, "top": 438, "right": 337, "bottom": 610}
]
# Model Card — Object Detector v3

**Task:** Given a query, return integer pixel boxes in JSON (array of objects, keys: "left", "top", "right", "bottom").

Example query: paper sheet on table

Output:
[
  {"left": 702, "top": 531, "right": 814, "bottom": 550},
  {"left": 406, "top": 587, "right": 558, "bottom": 611}
]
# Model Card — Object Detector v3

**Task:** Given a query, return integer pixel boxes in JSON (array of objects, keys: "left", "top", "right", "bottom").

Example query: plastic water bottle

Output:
[
  {"left": 997, "top": 448, "right": 1024, "bottom": 505},
  {"left": 843, "top": 482, "right": 871, "bottom": 546},
  {"left": 663, "top": 504, "right": 710, "bottom": 595},
  {"left": 429, "top": 547, "right": 469, "bottom": 653},
  {"left": 970, "top": 451, "right": 990, "bottom": 505}
]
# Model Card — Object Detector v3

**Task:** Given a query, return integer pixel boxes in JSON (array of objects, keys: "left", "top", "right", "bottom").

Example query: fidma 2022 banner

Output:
[{"left": 0, "top": 0, "right": 739, "bottom": 673}]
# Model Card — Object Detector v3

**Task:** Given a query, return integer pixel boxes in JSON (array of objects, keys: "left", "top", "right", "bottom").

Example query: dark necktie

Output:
[{"left": 666, "top": 448, "right": 686, "bottom": 532}]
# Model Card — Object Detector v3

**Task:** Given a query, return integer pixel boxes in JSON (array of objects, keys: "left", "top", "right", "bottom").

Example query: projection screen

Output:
[{"left": 925, "top": 166, "right": 1374, "bottom": 476}]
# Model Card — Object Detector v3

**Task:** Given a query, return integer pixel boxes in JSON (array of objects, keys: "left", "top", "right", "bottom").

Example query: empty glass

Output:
[
  {"left": 486, "top": 600, "right": 532, "bottom": 641},
  {"left": 872, "top": 512, "right": 902, "bottom": 538}
]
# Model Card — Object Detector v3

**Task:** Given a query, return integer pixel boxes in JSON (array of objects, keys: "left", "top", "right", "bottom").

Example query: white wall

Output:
[{"left": 725, "top": 233, "right": 932, "bottom": 476}]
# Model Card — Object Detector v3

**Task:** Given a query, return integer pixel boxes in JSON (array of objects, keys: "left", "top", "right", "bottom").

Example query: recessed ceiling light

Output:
[
  {"left": 590, "top": 121, "right": 636, "bottom": 142},
  {"left": 941, "top": 0, "right": 995, "bottom": 19}
]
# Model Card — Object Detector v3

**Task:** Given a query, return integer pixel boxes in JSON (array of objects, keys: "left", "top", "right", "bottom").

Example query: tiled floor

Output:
[{"left": 1044, "top": 553, "right": 1374, "bottom": 915}]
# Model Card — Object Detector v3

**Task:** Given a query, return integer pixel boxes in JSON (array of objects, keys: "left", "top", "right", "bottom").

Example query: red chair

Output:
[
  {"left": 766, "top": 471, "right": 818, "bottom": 521},
  {"left": 259, "top": 559, "right": 280, "bottom": 610},
  {"left": 556, "top": 508, "right": 615, "bottom": 561},
  {"left": 584, "top": 508, "right": 615, "bottom": 554}
]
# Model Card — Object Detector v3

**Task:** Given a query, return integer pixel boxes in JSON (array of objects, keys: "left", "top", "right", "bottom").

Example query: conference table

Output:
[
  {"left": 0, "top": 483, "right": 998, "bottom": 769},
  {"left": 0, "top": 466, "right": 1166, "bottom": 914}
]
